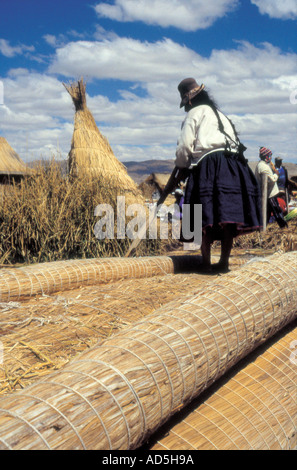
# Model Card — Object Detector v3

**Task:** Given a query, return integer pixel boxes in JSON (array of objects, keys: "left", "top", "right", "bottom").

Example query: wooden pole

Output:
[
  {"left": 285, "top": 187, "right": 289, "bottom": 211},
  {"left": 261, "top": 173, "right": 268, "bottom": 231}
]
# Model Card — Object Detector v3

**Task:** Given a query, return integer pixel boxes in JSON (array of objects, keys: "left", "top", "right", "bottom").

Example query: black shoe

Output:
[
  {"left": 212, "top": 262, "right": 230, "bottom": 274},
  {"left": 196, "top": 263, "right": 213, "bottom": 275}
]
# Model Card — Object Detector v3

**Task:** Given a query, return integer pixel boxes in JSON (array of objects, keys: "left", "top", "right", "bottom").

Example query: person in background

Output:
[
  {"left": 255, "top": 147, "right": 288, "bottom": 228},
  {"left": 175, "top": 77, "right": 262, "bottom": 273},
  {"left": 274, "top": 157, "right": 288, "bottom": 192},
  {"left": 168, "top": 188, "right": 184, "bottom": 222},
  {"left": 276, "top": 192, "right": 287, "bottom": 215},
  {"left": 173, "top": 188, "right": 184, "bottom": 220},
  {"left": 274, "top": 156, "right": 290, "bottom": 208}
]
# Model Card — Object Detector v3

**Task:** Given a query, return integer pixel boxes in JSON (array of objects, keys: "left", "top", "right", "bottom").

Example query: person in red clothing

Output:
[
  {"left": 277, "top": 195, "right": 287, "bottom": 214},
  {"left": 269, "top": 191, "right": 287, "bottom": 223}
]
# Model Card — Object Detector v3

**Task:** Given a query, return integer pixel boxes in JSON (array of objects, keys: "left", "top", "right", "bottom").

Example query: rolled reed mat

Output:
[
  {"left": 0, "top": 254, "right": 250, "bottom": 302},
  {"left": 146, "top": 323, "right": 297, "bottom": 450},
  {"left": 0, "top": 256, "right": 175, "bottom": 301},
  {"left": 0, "top": 252, "right": 296, "bottom": 450}
]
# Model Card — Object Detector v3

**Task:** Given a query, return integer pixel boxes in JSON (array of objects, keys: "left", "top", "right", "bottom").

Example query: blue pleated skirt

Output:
[{"left": 184, "top": 151, "right": 262, "bottom": 240}]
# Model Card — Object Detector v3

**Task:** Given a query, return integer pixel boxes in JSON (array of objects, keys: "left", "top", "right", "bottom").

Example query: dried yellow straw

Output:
[
  {"left": 63, "top": 78, "right": 142, "bottom": 203},
  {"left": 0, "top": 251, "right": 296, "bottom": 449},
  {"left": 0, "top": 253, "right": 252, "bottom": 303},
  {"left": 0, "top": 256, "right": 175, "bottom": 301},
  {"left": 0, "top": 271, "right": 214, "bottom": 395},
  {"left": 147, "top": 323, "right": 297, "bottom": 450}
]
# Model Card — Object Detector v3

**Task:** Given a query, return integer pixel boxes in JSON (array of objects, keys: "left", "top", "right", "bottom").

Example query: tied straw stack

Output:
[
  {"left": 63, "top": 78, "right": 143, "bottom": 206},
  {"left": 147, "top": 322, "right": 296, "bottom": 450},
  {"left": 0, "top": 256, "right": 175, "bottom": 302},
  {"left": 0, "top": 251, "right": 296, "bottom": 449}
]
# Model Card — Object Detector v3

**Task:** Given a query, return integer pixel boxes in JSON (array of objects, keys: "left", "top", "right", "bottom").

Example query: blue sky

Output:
[{"left": 0, "top": 0, "right": 296, "bottom": 165}]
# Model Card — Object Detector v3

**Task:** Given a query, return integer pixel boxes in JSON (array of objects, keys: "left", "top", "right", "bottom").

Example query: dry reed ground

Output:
[
  {"left": 1, "top": 216, "right": 297, "bottom": 395},
  {"left": 0, "top": 249, "right": 288, "bottom": 396},
  {"left": 0, "top": 250, "right": 296, "bottom": 450},
  {"left": 0, "top": 266, "right": 221, "bottom": 395},
  {"left": 0, "top": 161, "right": 163, "bottom": 265}
]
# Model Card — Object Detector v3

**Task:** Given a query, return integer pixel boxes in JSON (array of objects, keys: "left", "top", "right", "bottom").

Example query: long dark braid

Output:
[{"left": 189, "top": 89, "right": 246, "bottom": 156}]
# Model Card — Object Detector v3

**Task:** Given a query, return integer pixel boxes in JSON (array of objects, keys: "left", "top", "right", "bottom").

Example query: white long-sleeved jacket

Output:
[
  {"left": 255, "top": 160, "right": 279, "bottom": 198},
  {"left": 175, "top": 104, "right": 239, "bottom": 169}
]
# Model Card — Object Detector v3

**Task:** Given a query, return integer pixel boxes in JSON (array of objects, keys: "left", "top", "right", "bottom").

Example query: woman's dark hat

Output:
[{"left": 178, "top": 78, "right": 205, "bottom": 108}]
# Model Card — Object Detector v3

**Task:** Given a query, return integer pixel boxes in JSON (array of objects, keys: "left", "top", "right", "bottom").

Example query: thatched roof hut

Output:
[
  {"left": 139, "top": 172, "right": 171, "bottom": 199},
  {"left": 0, "top": 137, "right": 31, "bottom": 183},
  {"left": 64, "top": 79, "right": 142, "bottom": 203}
]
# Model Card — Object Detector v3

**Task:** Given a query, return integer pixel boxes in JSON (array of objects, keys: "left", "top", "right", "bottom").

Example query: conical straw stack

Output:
[
  {"left": 0, "top": 137, "right": 29, "bottom": 175},
  {"left": 63, "top": 79, "right": 143, "bottom": 205}
]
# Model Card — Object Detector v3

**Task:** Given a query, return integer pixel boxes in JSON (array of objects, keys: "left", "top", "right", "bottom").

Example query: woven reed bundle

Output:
[
  {"left": 0, "top": 256, "right": 174, "bottom": 302},
  {"left": 0, "top": 252, "right": 296, "bottom": 450},
  {"left": 0, "top": 254, "right": 246, "bottom": 395},
  {"left": 0, "top": 253, "right": 245, "bottom": 302},
  {"left": 64, "top": 79, "right": 143, "bottom": 205},
  {"left": 0, "top": 271, "right": 214, "bottom": 395},
  {"left": 147, "top": 323, "right": 297, "bottom": 450}
]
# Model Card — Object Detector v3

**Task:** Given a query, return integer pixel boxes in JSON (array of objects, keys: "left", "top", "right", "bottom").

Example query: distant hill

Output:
[
  {"left": 123, "top": 159, "right": 175, "bottom": 184},
  {"left": 124, "top": 159, "right": 297, "bottom": 184},
  {"left": 27, "top": 158, "right": 68, "bottom": 175},
  {"left": 27, "top": 158, "right": 297, "bottom": 184}
]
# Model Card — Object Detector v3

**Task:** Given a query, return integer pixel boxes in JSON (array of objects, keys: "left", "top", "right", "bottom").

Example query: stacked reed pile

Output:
[
  {"left": 147, "top": 322, "right": 297, "bottom": 450},
  {"left": 234, "top": 217, "right": 297, "bottom": 252},
  {"left": 64, "top": 79, "right": 142, "bottom": 206},
  {"left": 0, "top": 271, "right": 214, "bottom": 395},
  {"left": 0, "top": 137, "right": 31, "bottom": 177},
  {"left": 0, "top": 256, "right": 175, "bottom": 301},
  {"left": 0, "top": 251, "right": 296, "bottom": 449},
  {"left": 0, "top": 253, "right": 246, "bottom": 302}
]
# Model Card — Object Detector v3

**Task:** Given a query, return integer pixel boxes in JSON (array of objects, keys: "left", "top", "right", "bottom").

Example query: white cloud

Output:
[
  {"left": 94, "top": 0, "right": 239, "bottom": 31},
  {"left": 49, "top": 37, "right": 198, "bottom": 82},
  {"left": 114, "top": 144, "right": 175, "bottom": 162},
  {"left": 2, "top": 38, "right": 297, "bottom": 165},
  {"left": 200, "top": 41, "right": 297, "bottom": 115},
  {"left": 0, "top": 70, "right": 73, "bottom": 161},
  {"left": 0, "top": 39, "right": 35, "bottom": 58},
  {"left": 43, "top": 35, "right": 58, "bottom": 47},
  {"left": 48, "top": 37, "right": 297, "bottom": 120},
  {"left": 49, "top": 37, "right": 297, "bottom": 89},
  {"left": 3, "top": 69, "right": 72, "bottom": 117},
  {"left": 251, "top": 0, "right": 297, "bottom": 20},
  {"left": 43, "top": 31, "right": 87, "bottom": 48},
  {"left": 232, "top": 112, "right": 297, "bottom": 159}
]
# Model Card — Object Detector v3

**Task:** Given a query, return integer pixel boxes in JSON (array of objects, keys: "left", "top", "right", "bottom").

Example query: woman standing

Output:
[
  {"left": 255, "top": 147, "right": 288, "bottom": 228},
  {"left": 175, "top": 78, "right": 262, "bottom": 273}
]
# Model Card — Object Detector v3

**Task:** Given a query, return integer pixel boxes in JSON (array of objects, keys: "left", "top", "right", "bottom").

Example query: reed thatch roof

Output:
[
  {"left": 63, "top": 79, "right": 142, "bottom": 202},
  {"left": 0, "top": 137, "right": 30, "bottom": 176},
  {"left": 148, "top": 172, "right": 171, "bottom": 190},
  {"left": 139, "top": 172, "right": 171, "bottom": 199}
]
